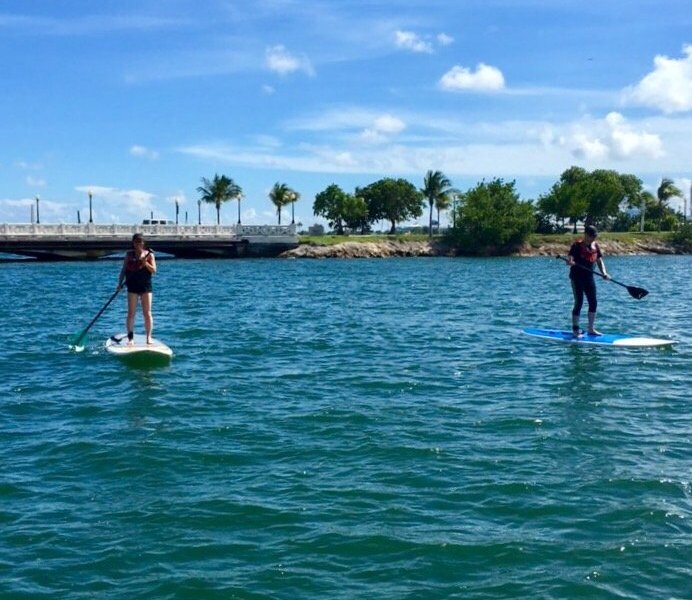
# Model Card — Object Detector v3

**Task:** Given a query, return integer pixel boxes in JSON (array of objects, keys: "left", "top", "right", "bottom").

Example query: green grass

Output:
[
  {"left": 299, "top": 233, "right": 433, "bottom": 245},
  {"left": 525, "top": 231, "right": 672, "bottom": 246}
]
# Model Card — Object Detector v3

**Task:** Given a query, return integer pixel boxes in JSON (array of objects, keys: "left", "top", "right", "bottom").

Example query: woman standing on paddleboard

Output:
[
  {"left": 118, "top": 233, "right": 156, "bottom": 345},
  {"left": 567, "top": 225, "right": 609, "bottom": 337}
]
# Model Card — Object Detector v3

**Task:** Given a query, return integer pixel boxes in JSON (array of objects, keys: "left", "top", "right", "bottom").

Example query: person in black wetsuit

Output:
[
  {"left": 567, "top": 225, "right": 609, "bottom": 337},
  {"left": 118, "top": 233, "right": 157, "bottom": 345}
]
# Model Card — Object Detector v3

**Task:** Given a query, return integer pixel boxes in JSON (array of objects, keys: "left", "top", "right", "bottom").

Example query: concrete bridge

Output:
[{"left": 0, "top": 223, "right": 298, "bottom": 260}]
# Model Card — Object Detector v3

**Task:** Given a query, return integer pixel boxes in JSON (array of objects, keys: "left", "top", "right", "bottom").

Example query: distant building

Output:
[{"left": 308, "top": 224, "right": 325, "bottom": 235}]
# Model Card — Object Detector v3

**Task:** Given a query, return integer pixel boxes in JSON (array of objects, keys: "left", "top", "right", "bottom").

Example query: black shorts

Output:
[{"left": 126, "top": 282, "right": 152, "bottom": 295}]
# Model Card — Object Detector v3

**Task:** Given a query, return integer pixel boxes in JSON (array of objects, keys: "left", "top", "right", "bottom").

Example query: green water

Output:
[{"left": 1, "top": 256, "right": 689, "bottom": 599}]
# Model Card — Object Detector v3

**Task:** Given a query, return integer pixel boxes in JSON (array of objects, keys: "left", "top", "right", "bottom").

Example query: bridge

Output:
[{"left": 0, "top": 223, "right": 298, "bottom": 260}]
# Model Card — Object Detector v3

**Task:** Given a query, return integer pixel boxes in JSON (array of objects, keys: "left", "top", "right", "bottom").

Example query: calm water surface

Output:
[{"left": 1, "top": 255, "right": 690, "bottom": 599}]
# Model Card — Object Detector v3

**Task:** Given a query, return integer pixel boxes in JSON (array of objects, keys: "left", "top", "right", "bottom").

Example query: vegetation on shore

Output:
[{"left": 202, "top": 165, "right": 688, "bottom": 256}]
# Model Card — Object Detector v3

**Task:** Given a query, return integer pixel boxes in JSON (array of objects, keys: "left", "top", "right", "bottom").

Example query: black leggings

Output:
[{"left": 571, "top": 277, "right": 597, "bottom": 315}]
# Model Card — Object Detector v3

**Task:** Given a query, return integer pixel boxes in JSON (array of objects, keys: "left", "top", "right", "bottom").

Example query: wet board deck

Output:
[
  {"left": 105, "top": 333, "right": 173, "bottom": 363},
  {"left": 522, "top": 328, "right": 675, "bottom": 348}
]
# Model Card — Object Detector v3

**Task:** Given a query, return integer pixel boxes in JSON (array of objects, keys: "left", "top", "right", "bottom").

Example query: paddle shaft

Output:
[
  {"left": 555, "top": 255, "right": 648, "bottom": 299},
  {"left": 73, "top": 282, "right": 125, "bottom": 346},
  {"left": 556, "top": 255, "right": 621, "bottom": 288}
]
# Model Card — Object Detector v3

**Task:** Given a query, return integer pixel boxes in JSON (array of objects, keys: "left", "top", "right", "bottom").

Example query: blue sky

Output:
[{"left": 1, "top": 0, "right": 690, "bottom": 227}]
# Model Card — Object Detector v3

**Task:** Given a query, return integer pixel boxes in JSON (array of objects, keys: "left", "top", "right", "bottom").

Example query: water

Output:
[{"left": 1, "top": 256, "right": 690, "bottom": 599}]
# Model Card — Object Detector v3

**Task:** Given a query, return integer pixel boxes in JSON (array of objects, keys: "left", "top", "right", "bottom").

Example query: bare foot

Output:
[{"left": 587, "top": 329, "right": 602, "bottom": 336}]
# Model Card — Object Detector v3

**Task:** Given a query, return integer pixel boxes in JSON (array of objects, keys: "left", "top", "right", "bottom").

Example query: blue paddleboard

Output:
[{"left": 522, "top": 328, "right": 675, "bottom": 348}]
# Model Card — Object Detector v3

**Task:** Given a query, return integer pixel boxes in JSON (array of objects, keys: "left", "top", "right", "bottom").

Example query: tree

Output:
[
  {"left": 356, "top": 178, "right": 424, "bottom": 234},
  {"left": 537, "top": 166, "right": 589, "bottom": 232},
  {"left": 342, "top": 195, "right": 369, "bottom": 233},
  {"left": 269, "top": 182, "right": 294, "bottom": 225},
  {"left": 537, "top": 167, "right": 644, "bottom": 232},
  {"left": 314, "top": 185, "right": 370, "bottom": 234},
  {"left": 536, "top": 184, "right": 571, "bottom": 232},
  {"left": 197, "top": 174, "right": 242, "bottom": 225},
  {"left": 313, "top": 184, "right": 351, "bottom": 234},
  {"left": 584, "top": 169, "right": 628, "bottom": 226},
  {"left": 421, "top": 170, "right": 452, "bottom": 237},
  {"left": 656, "top": 178, "right": 682, "bottom": 231},
  {"left": 435, "top": 192, "right": 452, "bottom": 233},
  {"left": 450, "top": 178, "right": 535, "bottom": 254},
  {"left": 638, "top": 191, "right": 657, "bottom": 231}
]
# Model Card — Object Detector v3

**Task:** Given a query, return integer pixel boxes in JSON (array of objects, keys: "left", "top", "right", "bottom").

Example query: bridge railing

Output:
[{"left": 0, "top": 223, "right": 296, "bottom": 238}]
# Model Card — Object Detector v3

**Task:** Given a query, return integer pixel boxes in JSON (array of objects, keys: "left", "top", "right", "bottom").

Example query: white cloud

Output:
[
  {"left": 178, "top": 111, "right": 692, "bottom": 179},
  {"left": 14, "top": 160, "right": 43, "bottom": 170},
  {"left": 26, "top": 175, "right": 46, "bottom": 187},
  {"left": 241, "top": 208, "right": 258, "bottom": 223},
  {"left": 623, "top": 45, "right": 692, "bottom": 113},
  {"left": 265, "top": 45, "right": 314, "bottom": 76},
  {"left": 437, "top": 33, "right": 454, "bottom": 46},
  {"left": 75, "top": 185, "right": 156, "bottom": 222},
  {"left": 252, "top": 134, "right": 282, "bottom": 148},
  {"left": 560, "top": 112, "right": 663, "bottom": 161},
  {"left": 262, "top": 84, "right": 276, "bottom": 95},
  {"left": 0, "top": 13, "right": 187, "bottom": 36},
  {"left": 0, "top": 197, "right": 34, "bottom": 209},
  {"left": 0, "top": 196, "right": 65, "bottom": 222},
  {"left": 167, "top": 192, "right": 186, "bottom": 206},
  {"left": 360, "top": 113, "right": 406, "bottom": 143},
  {"left": 439, "top": 63, "right": 505, "bottom": 92},
  {"left": 394, "top": 30, "right": 433, "bottom": 54},
  {"left": 567, "top": 134, "right": 609, "bottom": 161},
  {"left": 130, "top": 145, "right": 159, "bottom": 160}
]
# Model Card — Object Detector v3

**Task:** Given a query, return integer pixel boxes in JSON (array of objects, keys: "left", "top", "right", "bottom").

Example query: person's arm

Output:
[
  {"left": 117, "top": 256, "right": 127, "bottom": 288},
  {"left": 597, "top": 257, "right": 610, "bottom": 279},
  {"left": 567, "top": 243, "right": 577, "bottom": 266},
  {"left": 142, "top": 250, "right": 156, "bottom": 275}
]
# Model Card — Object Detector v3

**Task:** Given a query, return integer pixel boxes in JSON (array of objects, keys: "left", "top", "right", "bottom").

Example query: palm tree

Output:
[
  {"left": 197, "top": 174, "right": 242, "bottom": 225},
  {"left": 638, "top": 190, "right": 655, "bottom": 232},
  {"left": 434, "top": 192, "right": 453, "bottom": 233},
  {"left": 421, "top": 170, "right": 453, "bottom": 237},
  {"left": 269, "top": 182, "right": 290, "bottom": 225},
  {"left": 656, "top": 178, "right": 682, "bottom": 231}
]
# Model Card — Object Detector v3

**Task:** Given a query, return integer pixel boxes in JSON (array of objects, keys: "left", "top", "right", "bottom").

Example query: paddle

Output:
[
  {"left": 70, "top": 282, "right": 126, "bottom": 350},
  {"left": 555, "top": 255, "right": 649, "bottom": 299}
]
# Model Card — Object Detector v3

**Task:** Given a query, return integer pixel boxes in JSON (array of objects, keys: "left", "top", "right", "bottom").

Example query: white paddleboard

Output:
[
  {"left": 522, "top": 328, "right": 675, "bottom": 348},
  {"left": 105, "top": 333, "right": 173, "bottom": 361}
]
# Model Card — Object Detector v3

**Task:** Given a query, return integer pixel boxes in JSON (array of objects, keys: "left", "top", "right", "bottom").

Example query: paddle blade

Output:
[
  {"left": 69, "top": 331, "right": 87, "bottom": 352},
  {"left": 627, "top": 286, "right": 648, "bottom": 300}
]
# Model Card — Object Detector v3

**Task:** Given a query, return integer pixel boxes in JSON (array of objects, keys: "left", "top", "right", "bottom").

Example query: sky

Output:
[{"left": 0, "top": 0, "right": 691, "bottom": 228}]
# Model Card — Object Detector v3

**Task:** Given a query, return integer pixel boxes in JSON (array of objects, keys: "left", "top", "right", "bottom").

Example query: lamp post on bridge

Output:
[
  {"left": 175, "top": 199, "right": 179, "bottom": 225},
  {"left": 288, "top": 190, "right": 298, "bottom": 225},
  {"left": 237, "top": 194, "right": 243, "bottom": 225},
  {"left": 88, "top": 190, "right": 93, "bottom": 223},
  {"left": 198, "top": 199, "right": 201, "bottom": 225},
  {"left": 35, "top": 195, "right": 40, "bottom": 224}
]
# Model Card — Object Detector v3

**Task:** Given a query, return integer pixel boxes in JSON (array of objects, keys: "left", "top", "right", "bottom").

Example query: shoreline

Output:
[{"left": 282, "top": 238, "right": 688, "bottom": 259}]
